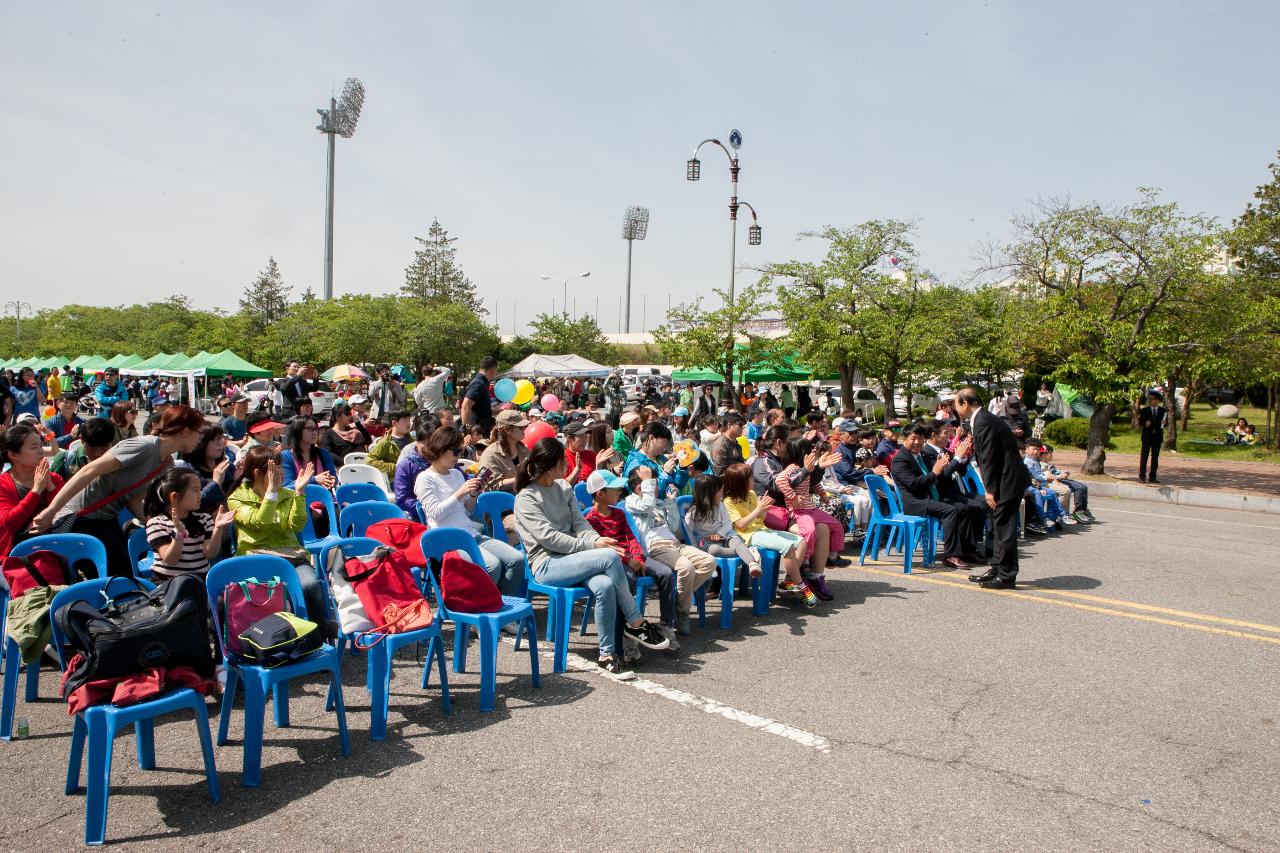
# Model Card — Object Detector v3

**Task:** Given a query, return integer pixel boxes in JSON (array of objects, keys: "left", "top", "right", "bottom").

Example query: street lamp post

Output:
[
  {"left": 540, "top": 271, "right": 591, "bottom": 316},
  {"left": 4, "top": 300, "right": 32, "bottom": 344},
  {"left": 686, "top": 129, "right": 762, "bottom": 307},
  {"left": 315, "top": 77, "right": 366, "bottom": 300}
]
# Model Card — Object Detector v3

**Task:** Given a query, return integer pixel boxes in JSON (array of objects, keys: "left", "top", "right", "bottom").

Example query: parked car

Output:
[
  {"left": 241, "top": 378, "right": 336, "bottom": 415},
  {"left": 1205, "top": 387, "right": 1237, "bottom": 405}
]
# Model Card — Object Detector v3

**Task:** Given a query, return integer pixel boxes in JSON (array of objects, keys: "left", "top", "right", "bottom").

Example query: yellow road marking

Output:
[{"left": 851, "top": 564, "right": 1280, "bottom": 647}]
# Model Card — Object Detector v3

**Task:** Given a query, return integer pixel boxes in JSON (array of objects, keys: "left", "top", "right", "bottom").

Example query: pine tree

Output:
[
  {"left": 402, "top": 219, "right": 484, "bottom": 313},
  {"left": 299, "top": 285, "right": 317, "bottom": 303},
  {"left": 240, "top": 257, "right": 291, "bottom": 337}
]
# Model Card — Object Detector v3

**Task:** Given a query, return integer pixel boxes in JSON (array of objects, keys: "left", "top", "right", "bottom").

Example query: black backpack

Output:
[{"left": 55, "top": 575, "right": 216, "bottom": 699}]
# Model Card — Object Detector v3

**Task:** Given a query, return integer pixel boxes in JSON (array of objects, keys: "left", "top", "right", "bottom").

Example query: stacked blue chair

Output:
[
  {"left": 336, "top": 481, "right": 389, "bottom": 510},
  {"left": 318, "top": 538, "right": 450, "bottom": 741},
  {"left": 339, "top": 500, "right": 406, "bottom": 538},
  {"left": 205, "top": 555, "right": 350, "bottom": 786},
  {"left": 2, "top": 534, "right": 108, "bottom": 741},
  {"left": 419, "top": 528, "right": 540, "bottom": 712},
  {"left": 860, "top": 474, "right": 935, "bottom": 573},
  {"left": 51, "top": 577, "right": 220, "bottom": 846},
  {"left": 573, "top": 481, "right": 592, "bottom": 512},
  {"left": 126, "top": 527, "right": 155, "bottom": 580},
  {"left": 299, "top": 483, "right": 343, "bottom": 565}
]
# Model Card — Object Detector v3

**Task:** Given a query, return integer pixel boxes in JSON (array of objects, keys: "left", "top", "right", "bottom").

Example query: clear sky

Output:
[{"left": 3, "top": 1, "right": 1277, "bottom": 334}]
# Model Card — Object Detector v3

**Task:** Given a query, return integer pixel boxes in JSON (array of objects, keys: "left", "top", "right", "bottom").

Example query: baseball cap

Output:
[
  {"left": 15, "top": 413, "right": 38, "bottom": 426},
  {"left": 495, "top": 409, "right": 530, "bottom": 428},
  {"left": 832, "top": 417, "right": 855, "bottom": 433},
  {"left": 563, "top": 421, "right": 589, "bottom": 437},
  {"left": 528, "top": 407, "right": 544, "bottom": 417},
  {"left": 886, "top": 420, "right": 902, "bottom": 431},
  {"left": 585, "top": 469, "right": 627, "bottom": 495},
  {"left": 673, "top": 406, "right": 690, "bottom": 417},
  {"left": 619, "top": 411, "right": 640, "bottom": 427},
  {"left": 348, "top": 394, "right": 368, "bottom": 405}
]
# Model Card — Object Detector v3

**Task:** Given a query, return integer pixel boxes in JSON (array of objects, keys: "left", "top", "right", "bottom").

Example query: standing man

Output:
[
  {"left": 413, "top": 365, "right": 451, "bottom": 414},
  {"left": 460, "top": 356, "right": 498, "bottom": 436},
  {"left": 1138, "top": 390, "right": 1166, "bottom": 484},
  {"left": 282, "top": 363, "right": 320, "bottom": 420},
  {"left": 94, "top": 367, "right": 130, "bottom": 418},
  {"left": 953, "top": 387, "right": 1030, "bottom": 589},
  {"left": 369, "top": 363, "right": 406, "bottom": 420},
  {"left": 275, "top": 360, "right": 301, "bottom": 418}
]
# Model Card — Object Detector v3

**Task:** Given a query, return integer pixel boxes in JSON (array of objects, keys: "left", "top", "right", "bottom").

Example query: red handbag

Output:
[
  {"left": 341, "top": 547, "right": 433, "bottom": 649},
  {"left": 366, "top": 518, "right": 430, "bottom": 567},
  {"left": 440, "top": 552, "right": 503, "bottom": 613}
]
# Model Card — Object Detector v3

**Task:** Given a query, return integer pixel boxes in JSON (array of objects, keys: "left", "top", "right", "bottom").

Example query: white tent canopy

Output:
[{"left": 504, "top": 354, "right": 612, "bottom": 378}]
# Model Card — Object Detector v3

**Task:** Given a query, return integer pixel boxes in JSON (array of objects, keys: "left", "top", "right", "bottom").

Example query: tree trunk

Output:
[
  {"left": 1268, "top": 379, "right": 1277, "bottom": 447},
  {"left": 1180, "top": 375, "right": 1200, "bottom": 432},
  {"left": 838, "top": 364, "right": 854, "bottom": 416},
  {"left": 1083, "top": 403, "right": 1113, "bottom": 475},
  {"left": 1163, "top": 372, "right": 1179, "bottom": 451},
  {"left": 881, "top": 371, "right": 898, "bottom": 420}
]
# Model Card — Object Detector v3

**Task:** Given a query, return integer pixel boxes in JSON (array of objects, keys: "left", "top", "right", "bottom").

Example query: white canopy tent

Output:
[{"left": 504, "top": 354, "right": 612, "bottom": 378}]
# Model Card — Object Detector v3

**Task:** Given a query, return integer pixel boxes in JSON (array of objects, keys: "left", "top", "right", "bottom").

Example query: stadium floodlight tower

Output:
[
  {"left": 316, "top": 77, "right": 366, "bottom": 300},
  {"left": 621, "top": 206, "right": 649, "bottom": 333}
]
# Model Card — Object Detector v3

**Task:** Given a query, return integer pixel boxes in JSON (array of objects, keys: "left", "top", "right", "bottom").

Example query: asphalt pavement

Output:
[{"left": 2, "top": 496, "right": 1279, "bottom": 851}]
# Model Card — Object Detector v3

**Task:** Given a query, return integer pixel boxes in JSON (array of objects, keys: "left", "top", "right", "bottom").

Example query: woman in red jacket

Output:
[{"left": 0, "top": 424, "right": 64, "bottom": 556}]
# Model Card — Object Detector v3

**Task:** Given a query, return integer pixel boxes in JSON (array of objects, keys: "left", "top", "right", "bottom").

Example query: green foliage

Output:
[
  {"left": 402, "top": 218, "right": 484, "bottom": 314},
  {"left": 1230, "top": 150, "right": 1280, "bottom": 283},
  {"left": 1042, "top": 418, "right": 1093, "bottom": 449},
  {"left": 504, "top": 313, "right": 618, "bottom": 368},
  {"left": 653, "top": 280, "right": 775, "bottom": 406}
]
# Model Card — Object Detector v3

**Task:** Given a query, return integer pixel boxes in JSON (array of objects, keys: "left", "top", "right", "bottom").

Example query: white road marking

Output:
[
  {"left": 1096, "top": 506, "right": 1280, "bottom": 531},
  {"left": 508, "top": 638, "right": 832, "bottom": 754}
]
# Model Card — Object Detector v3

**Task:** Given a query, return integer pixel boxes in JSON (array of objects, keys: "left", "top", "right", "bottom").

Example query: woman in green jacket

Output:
[{"left": 226, "top": 445, "right": 331, "bottom": 636}]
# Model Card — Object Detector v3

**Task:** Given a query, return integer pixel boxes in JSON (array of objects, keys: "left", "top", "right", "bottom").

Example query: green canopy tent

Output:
[
  {"left": 672, "top": 346, "right": 832, "bottom": 384},
  {"left": 188, "top": 350, "right": 271, "bottom": 378}
]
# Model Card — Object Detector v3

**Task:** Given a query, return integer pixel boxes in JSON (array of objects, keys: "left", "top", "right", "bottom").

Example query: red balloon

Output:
[{"left": 522, "top": 421, "right": 558, "bottom": 450}]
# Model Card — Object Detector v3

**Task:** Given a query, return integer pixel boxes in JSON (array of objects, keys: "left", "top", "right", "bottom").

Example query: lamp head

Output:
[
  {"left": 686, "top": 158, "right": 701, "bottom": 181},
  {"left": 748, "top": 224, "right": 762, "bottom": 246},
  {"left": 539, "top": 274, "right": 552, "bottom": 281}
]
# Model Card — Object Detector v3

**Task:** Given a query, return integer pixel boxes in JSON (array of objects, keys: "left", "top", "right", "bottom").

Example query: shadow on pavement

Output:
[{"left": 1025, "top": 574, "right": 1102, "bottom": 590}]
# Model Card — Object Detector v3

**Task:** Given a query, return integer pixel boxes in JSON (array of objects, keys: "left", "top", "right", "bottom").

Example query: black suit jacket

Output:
[
  {"left": 1138, "top": 405, "right": 1166, "bottom": 437},
  {"left": 973, "top": 409, "right": 1031, "bottom": 504},
  {"left": 890, "top": 447, "right": 941, "bottom": 515},
  {"left": 922, "top": 444, "right": 968, "bottom": 501}
]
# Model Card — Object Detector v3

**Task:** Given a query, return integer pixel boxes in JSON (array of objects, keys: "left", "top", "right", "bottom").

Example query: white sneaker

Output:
[
  {"left": 658, "top": 624, "right": 681, "bottom": 652},
  {"left": 1061, "top": 515, "right": 1077, "bottom": 525}
]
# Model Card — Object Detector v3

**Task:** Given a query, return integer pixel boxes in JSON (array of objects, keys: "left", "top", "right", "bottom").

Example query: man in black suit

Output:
[
  {"left": 953, "top": 387, "right": 1031, "bottom": 588},
  {"left": 922, "top": 420, "right": 989, "bottom": 557},
  {"left": 1138, "top": 390, "right": 1167, "bottom": 484},
  {"left": 891, "top": 424, "right": 976, "bottom": 569}
]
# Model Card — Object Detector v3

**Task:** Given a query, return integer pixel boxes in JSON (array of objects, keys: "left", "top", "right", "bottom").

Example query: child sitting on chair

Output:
[{"left": 684, "top": 474, "right": 762, "bottom": 579}]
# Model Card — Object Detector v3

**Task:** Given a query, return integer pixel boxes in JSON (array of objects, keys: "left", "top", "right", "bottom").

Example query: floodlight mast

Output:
[
  {"left": 621, "top": 206, "right": 649, "bottom": 333},
  {"left": 316, "top": 78, "right": 366, "bottom": 300}
]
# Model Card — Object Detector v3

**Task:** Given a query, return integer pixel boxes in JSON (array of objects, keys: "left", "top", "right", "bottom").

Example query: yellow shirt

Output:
[
  {"left": 724, "top": 493, "right": 766, "bottom": 543},
  {"left": 46, "top": 375, "right": 62, "bottom": 399}
]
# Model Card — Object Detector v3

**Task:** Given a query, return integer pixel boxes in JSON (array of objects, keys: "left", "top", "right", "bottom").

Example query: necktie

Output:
[{"left": 916, "top": 454, "right": 940, "bottom": 500}]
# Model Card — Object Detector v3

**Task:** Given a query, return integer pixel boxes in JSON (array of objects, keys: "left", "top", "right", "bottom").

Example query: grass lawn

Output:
[{"left": 1105, "top": 403, "right": 1280, "bottom": 463}]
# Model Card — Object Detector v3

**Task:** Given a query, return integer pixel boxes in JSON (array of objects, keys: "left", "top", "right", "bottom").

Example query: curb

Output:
[{"left": 1085, "top": 480, "right": 1280, "bottom": 516}]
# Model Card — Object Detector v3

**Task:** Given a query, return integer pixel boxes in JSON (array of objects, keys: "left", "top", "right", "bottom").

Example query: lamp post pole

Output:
[{"left": 540, "top": 271, "right": 591, "bottom": 317}]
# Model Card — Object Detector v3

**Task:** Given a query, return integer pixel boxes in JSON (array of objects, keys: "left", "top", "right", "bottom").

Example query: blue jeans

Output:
[
  {"left": 476, "top": 534, "right": 525, "bottom": 596},
  {"left": 632, "top": 559, "right": 676, "bottom": 626},
  {"left": 533, "top": 549, "right": 638, "bottom": 657},
  {"left": 1061, "top": 479, "right": 1088, "bottom": 511}
]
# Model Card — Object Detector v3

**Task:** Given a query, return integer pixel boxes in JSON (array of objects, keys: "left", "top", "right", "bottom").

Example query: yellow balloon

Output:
[{"left": 512, "top": 379, "right": 536, "bottom": 406}]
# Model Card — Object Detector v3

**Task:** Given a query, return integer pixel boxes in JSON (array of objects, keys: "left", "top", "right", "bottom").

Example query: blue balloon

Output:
[{"left": 494, "top": 377, "right": 518, "bottom": 402}]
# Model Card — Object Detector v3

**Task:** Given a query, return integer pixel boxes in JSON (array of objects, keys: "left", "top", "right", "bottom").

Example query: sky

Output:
[{"left": 3, "top": 1, "right": 1278, "bottom": 335}]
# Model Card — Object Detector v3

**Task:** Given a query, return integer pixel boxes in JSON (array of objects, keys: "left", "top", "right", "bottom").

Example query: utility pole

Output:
[{"left": 4, "top": 300, "right": 32, "bottom": 344}]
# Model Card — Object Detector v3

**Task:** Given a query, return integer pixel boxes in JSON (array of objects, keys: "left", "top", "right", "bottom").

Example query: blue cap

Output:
[
  {"left": 674, "top": 406, "right": 690, "bottom": 417},
  {"left": 586, "top": 469, "right": 628, "bottom": 495}
]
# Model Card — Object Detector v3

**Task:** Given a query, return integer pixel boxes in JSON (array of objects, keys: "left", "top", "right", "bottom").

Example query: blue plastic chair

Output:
[
  {"left": 623, "top": 503, "right": 705, "bottom": 627},
  {"left": 339, "top": 500, "right": 406, "bottom": 538},
  {"left": 205, "top": 555, "right": 350, "bottom": 786},
  {"left": 318, "top": 538, "right": 450, "bottom": 741},
  {"left": 50, "top": 577, "right": 220, "bottom": 846},
  {"left": 573, "top": 481, "right": 592, "bottom": 512},
  {"left": 472, "top": 490, "right": 527, "bottom": 598},
  {"left": 675, "top": 495, "right": 757, "bottom": 630},
  {"left": 336, "top": 481, "right": 389, "bottom": 510},
  {"left": 299, "top": 483, "right": 342, "bottom": 564},
  {"left": 126, "top": 527, "right": 155, "bottom": 580},
  {"left": 2, "top": 534, "right": 109, "bottom": 741},
  {"left": 860, "top": 474, "right": 934, "bottom": 573},
  {"left": 419, "top": 528, "right": 540, "bottom": 712}
]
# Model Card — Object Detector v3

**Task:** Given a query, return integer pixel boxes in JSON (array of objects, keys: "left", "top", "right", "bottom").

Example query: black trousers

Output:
[
  {"left": 991, "top": 496, "right": 1021, "bottom": 582},
  {"left": 1140, "top": 432, "right": 1162, "bottom": 479},
  {"left": 906, "top": 498, "right": 969, "bottom": 559},
  {"left": 70, "top": 516, "right": 132, "bottom": 578},
  {"left": 945, "top": 495, "right": 990, "bottom": 554}
]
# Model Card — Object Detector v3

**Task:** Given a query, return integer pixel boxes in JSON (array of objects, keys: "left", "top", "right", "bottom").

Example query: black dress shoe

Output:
[
  {"left": 968, "top": 568, "right": 998, "bottom": 583},
  {"left": 1138, "top": 476, "right": 1147, "bottom": 483},
  {"left": 979, "top": 577, "right": 1017, "bottom": 589},
  {"left": 1149, "top": 478, "right": 1159, "bottom": 484}
]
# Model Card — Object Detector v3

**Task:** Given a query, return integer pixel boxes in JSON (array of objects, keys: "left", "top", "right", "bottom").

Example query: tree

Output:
[
  {"left": 981, "top": 191, "right": 1220, "bottom": 473},
  {"left": 652, "top": 280, "right": 775, "bottom": 409},
  {"left": 505, "top": 313, "right": 619, "bottom": 367},
  {"left": 761, "top": 220, "right": 919, "bottom": 413},
  {"left": 402, "top": 219, "right": 484, "bottom": 313},
  {"left": 239, "top": 257, "right": 291, "bottom": 342},
  {"left": 398, "top": 299, "right": 500, "bottom": 372}
]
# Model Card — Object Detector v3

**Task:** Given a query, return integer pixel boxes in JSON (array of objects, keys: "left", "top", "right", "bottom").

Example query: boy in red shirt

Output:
[{"left": 583, "top": 469, "right": 678, "bottom": 651}]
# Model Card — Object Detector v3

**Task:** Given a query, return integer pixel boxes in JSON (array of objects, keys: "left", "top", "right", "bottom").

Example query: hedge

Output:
[{"left": 1042, "top": 418, "right": 1091, "bottom": 449}]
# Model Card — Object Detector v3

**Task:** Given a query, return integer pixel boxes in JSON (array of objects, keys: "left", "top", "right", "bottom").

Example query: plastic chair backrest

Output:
[
  {"left": 343, "top": 452, "right": 370, "bottom": 466},
  {"left": 674, "top": 494, "right": 694, "bottom": 546},
  {"left": 864, "top": 474, "right": 904, "bottom": 519},
  {"left": 618, "top": 504, "right": 649, "bottom": 559},
  {"left": 11, "top": 533, "right": 109, "bottom": 579},
  {"left": 573, "top": 482, "right": 591, "bottom": 512},
  {"left": 418, "top": 527, "right": 488, "bottom": 620},
  {"left": 474, "top": 491, "right": 515, "bottom": 543},
  {"left": 339, "top": 500, "right": 405, "bottom": 538},
  {"left": 300, "top": 483, "right": 340, "bottom": 543},
  {"left": 338, "top": 463, "right": 391, "bottom": 494},
  {"left": 336, "top": 481, "right": 389, "bottom": 509},
  {"left": 126, "top": 527, "right": 150, "bottom": 567},
  {"left": 960, "top": 465, "right": 986, "bottom": 496},
  {"left": 318, "top": 536, "right": 385, "bottom": 587},
  {"left": 205, "top": 555, "right": 308, "bottom": 658},
  {"left": 50, "top": 577, "right": 156, "bottom": 669}
]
